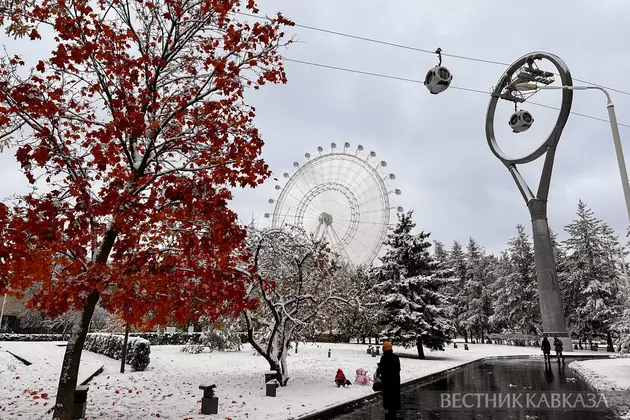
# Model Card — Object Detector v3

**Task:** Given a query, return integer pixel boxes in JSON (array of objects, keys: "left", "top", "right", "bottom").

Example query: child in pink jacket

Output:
[{"left": 354, "top": 368, "right": 372, "bottom": 386}]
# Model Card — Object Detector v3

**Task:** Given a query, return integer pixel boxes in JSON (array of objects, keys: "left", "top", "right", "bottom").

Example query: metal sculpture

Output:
[{"left": 485, "top": 51, "right": 573, "bottom": 351}]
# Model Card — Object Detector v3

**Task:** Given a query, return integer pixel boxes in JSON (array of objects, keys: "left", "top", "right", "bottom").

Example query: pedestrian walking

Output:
[
  {"left": 553, "top": 336, "right": 565, "bottom": 363},
  {"left": 541, "top": 336, "right": 551, "bottom": 363},
  {"left": 379, "top": 341, "right": 401, "bottom": 420}
]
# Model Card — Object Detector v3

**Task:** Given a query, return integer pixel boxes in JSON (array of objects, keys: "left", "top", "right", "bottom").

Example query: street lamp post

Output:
[
  {"left": 516, "top": 83, "right": 630, "bottom": 226},
  {"left": 0, "top": 293, "right": 7, "bottom": 332},
  {"left": 485, "top": 52, "right": 573, "bottom": 352}
]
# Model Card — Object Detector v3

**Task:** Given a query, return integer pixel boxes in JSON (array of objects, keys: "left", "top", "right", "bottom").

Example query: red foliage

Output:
[{"left": 0, "top": 0, "right": 293, "bottom": 327}]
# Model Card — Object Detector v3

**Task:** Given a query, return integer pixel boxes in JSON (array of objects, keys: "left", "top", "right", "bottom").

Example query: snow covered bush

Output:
[
  {"left": 202, "top": 329, "right": 241, "bottom": 351},
  {"left": 178, "top": 318, "right": 242, "bottom": 353},
  {"left": 198, "top": 315, "right": 242, "bottom": 352},
  {"left": 83, "top": 333, "right": 151, "bottom": 371},
  {"left": 180, "top": 343, "right": 205, "bottom": 354},
  {"left": 0, "top": 333, "right": 65, "bottom": 341}
]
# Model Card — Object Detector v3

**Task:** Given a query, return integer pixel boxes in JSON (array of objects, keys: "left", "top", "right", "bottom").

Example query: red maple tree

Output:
[{"left": 0, "top": 1, "right": 292, "bottom": 418}]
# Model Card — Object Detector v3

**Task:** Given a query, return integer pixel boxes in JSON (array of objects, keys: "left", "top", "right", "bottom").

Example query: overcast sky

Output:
[
  {"left": 1, "top": 0, "right": 630, "bottom": 258},
  {"left": 231, "top": 0, "right": 630, "bottom": 255}
]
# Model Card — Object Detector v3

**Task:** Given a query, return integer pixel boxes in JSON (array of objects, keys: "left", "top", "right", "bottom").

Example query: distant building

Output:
[{"left": 0, "top": 294, "right": 26, "bottom": 332}]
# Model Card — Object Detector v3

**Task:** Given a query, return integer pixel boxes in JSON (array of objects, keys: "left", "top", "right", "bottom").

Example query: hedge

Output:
[
  {"left": 0, "top": 333, "right": 66, "bottom": 342},
  {"left": 84, "top": 333, "right": 151, "bottom": 371},
  {"left": 486, "top": 333, "right": 539, "bottom": 346},
  {"left": 129, "top": 331, "right": 244, "bottom": 349},
  {"left": 129, "top": 331, "right": 203, "bottom": 345}
]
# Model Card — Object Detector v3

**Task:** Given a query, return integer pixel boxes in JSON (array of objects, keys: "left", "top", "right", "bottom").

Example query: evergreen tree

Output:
[
  {"left": 447, "top": 241, "right": 469, "bottom": 342},
  {"left": 489, "top": 250, "right": 513, "bottom": 332},
  {"left": 491, "top": 225, "right": 540, "bottom": 335},
  {"left": 562, "top": 200, "right": 624, "bottom": 344},
  {"left": 459, "top": 238, "right": 493, "bottom": 343},
  {"left": 434, "top": 240, "right": 448, "bottom": 264},
  {"left": 371, "top": 211, "right": 455, "bottom": 358},
  {"left": 332, "top": 265, "right": 380, "bottom": 343}
]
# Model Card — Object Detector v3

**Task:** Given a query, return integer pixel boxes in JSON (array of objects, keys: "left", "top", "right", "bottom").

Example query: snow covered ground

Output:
[
  {"left": 0, "top": 340, "right": 601, "bottom": 419},
  {"left": 570, "top": 357, "right": 630, "bottom": 420}
]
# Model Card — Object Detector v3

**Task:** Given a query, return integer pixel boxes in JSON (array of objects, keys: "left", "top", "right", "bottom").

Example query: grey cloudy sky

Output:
[
  {"left": 1, "top": 0, "right": 629, "bottom": 258},
  {"left": 230, "top": 0, "right": 630, "bottom": 255}
]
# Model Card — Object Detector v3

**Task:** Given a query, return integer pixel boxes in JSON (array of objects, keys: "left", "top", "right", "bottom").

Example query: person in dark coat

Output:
[
  {"left": 379, "top": 341, "right": 401, "bottom": 420},
  {"left": 541, "top": 336, "right": 551, "bottom": 363},
  {"left": 553, "top": 336, "right": 565, "bottom": 363}
]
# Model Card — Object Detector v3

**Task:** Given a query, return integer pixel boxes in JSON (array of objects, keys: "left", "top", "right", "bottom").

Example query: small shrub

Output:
[
  {"left": 84, "top": 333, "right": 151, "bottom": 371},
  {"left": 202, "top": 329, "right": 241, "bottom": 352},
  {"left": 128, "top": 339, "right": 151, "bottom": 371}
]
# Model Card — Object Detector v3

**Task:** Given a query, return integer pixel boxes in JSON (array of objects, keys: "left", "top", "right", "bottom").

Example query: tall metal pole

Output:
[
  {"left": 606, "top": 97, "right": 630, "bottom": 226},
  {"left": 0, "top": 293, "right": 7, "bottom": 332}
]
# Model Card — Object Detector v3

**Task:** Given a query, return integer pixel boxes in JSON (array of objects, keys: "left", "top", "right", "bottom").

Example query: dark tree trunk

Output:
[
  {"left": 52, "top": 289, "right": 100, "bottom": 420},
  {"left": 53, "top": 230, "right": 117, "bottom": 420},
  {"left": 416, "top": 336, "right": 425, "bottom": 359},
  {"left": 481, "top": 327, "right": 485, "bottom": 344},
  {"left": 267, "top": 359, "right": 288, "bottom": 386},
  {"left": 463, "top": 330, "right": 468, "bottom": 344},
  {"left": 120, "top": 321, "right": 130, "bottom": 373},
  {"left": 361, "top": 337, "right": 366, "bottom": 344},
  {"left": 606, "top": 331, "right": 614, "bottom": 352}
]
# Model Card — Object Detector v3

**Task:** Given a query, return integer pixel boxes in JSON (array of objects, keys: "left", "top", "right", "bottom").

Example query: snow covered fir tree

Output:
[
  {"left": 561, "top": 200, "right": 626, "bottom": 350},
  {"left": 369, "top": 211, "right": 455, "bottom": 359},
  {"left": 490, "top": 225, "right": 541, "bottom": 336}
]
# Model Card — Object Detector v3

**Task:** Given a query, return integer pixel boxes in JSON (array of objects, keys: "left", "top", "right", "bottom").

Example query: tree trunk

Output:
[
  {"left": 268, "top": 359, "right": 288, "bottom": 386},
  {"left": 463, "top": 330, "right": 468, "bottom": 344},
  {"left": 606, "top": 331, "right": 614, "bottom": 352},
  {"left": 120, "top": 321, "right": 130, "bottom": 373},
  {"left": 481, "top": 327, "right": 485, "bottom": 344},
  {"left": 416, "top": 336, "right": 425, "bottom": 359},
  {"left": 52, "top": 289, "right": 100, "bottom": 420}
]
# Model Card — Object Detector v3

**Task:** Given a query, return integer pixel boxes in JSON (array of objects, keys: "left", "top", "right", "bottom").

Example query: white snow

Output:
[
  {"left": 570, "top": 357, "right": 630, "bottom": 419},
  {"left": 1, "top": 341, "right": 104, "bottom": 417},
  {"left": 0, "top": 340, "right": 603, "bottom": 419}
]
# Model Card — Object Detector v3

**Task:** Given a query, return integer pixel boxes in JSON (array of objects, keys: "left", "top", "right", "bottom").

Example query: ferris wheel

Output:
[{"left": 264, "top": 143, "right": 403, "bottom": 267}]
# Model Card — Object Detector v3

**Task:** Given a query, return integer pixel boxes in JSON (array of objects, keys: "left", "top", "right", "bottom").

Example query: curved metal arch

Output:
[{"left": 485, "top": 51, "right": 573, "bottom": 166}]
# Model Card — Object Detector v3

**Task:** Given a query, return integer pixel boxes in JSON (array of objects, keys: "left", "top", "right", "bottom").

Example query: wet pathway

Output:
[{"left": 327, "top": 358, "right": 617, "bottom": 419}]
